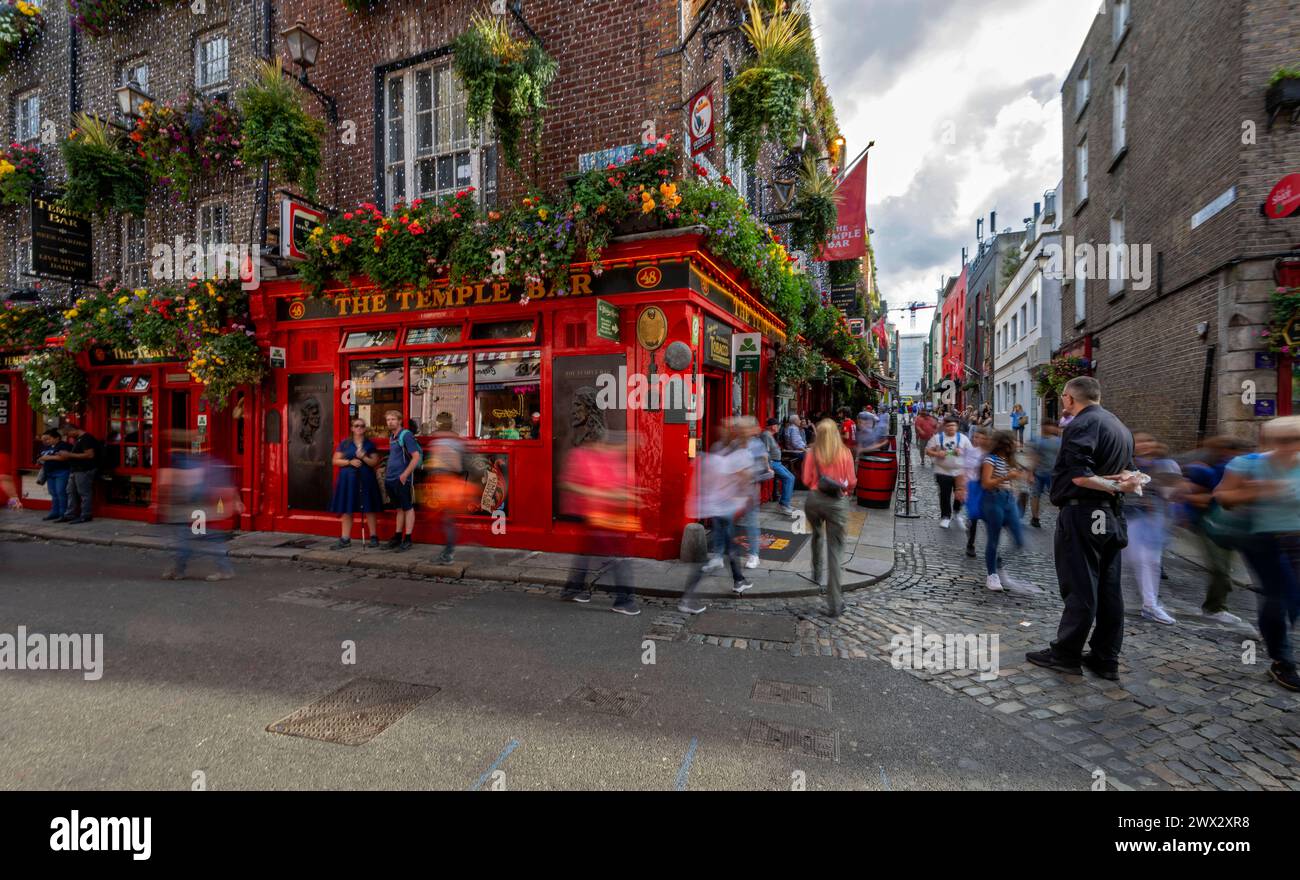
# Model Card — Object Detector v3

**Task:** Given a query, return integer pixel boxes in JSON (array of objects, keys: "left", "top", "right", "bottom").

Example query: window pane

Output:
[
  {"left": 416, "top": 69, "right": 432, "bottom": 113},
  {"left": 418, "top": 158, "right": 436, "bottom": 196},
  {"left": 455, "top": 151, "right": 473, "bottom": 187},
  {"left": 474, "top": 351, "right": 541, "bottom": 440},
  {"left": 470, "top": 320, "right": 534, "bottom": 341},
  {"left": 343, "top": 330, "right": 397, "bottom": 350},
  {"left": 406, "top": 325, "right": 462, "bottom": 346},
  {"left": 437, "top": 154, "right": 453, "bottom": 191},
  {"left": 387, "top": 165, "right": 406, "bottom": 205},
  {"left": 350, "top": 358, "right": 406, "bottom": 433},
  {"left": 410, "top": 354, "right": 469, "bottom": 437},
  {"left": 387, "top": 77, "right": 405, "bottom": 163}
]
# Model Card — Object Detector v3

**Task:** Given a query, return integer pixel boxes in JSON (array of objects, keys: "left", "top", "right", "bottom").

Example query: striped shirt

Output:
[{"left": 985, "top": 454, "right": 1010, "bottom": 489}]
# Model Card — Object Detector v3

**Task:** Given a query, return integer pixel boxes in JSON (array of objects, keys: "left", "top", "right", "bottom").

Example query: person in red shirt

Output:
[{"left": 802, "top": 419, "right": 858, "bottom": 617}]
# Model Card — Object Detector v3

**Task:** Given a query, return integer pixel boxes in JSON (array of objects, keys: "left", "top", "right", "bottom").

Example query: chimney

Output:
[
  {"left": 976, "top": 219, "right": 983, "bottom": 241},
  {"left": 990, "top": 211, "right": 997, "bottom": 235},
  {"left": 961, "top": 247, "right": 967, "bottom": 265}
]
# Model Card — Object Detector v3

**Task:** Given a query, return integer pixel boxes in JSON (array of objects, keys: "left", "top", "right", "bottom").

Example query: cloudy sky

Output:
[{"left": 812, "top": 0, "right": 1100, "bottom": 323}]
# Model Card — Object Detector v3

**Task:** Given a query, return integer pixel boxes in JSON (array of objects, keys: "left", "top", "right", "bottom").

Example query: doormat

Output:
[
  {"left": 689, "top": 610, "right": 797, "bottom": 643},
  {"left": 732, "top": 528, "right": 809, "bottom": 562}
]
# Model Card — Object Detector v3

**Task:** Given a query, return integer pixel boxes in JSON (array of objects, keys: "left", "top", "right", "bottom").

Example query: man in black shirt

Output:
[
  {"left": 55, "top": 422, "right": 101, "bottom": 523},
  {"left": 1026, "top": 377, "right": 1140, "bottom": 680}
]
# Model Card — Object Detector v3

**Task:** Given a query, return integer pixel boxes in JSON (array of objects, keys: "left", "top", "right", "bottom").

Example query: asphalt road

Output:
[{"left": 0, "top": 535, "right": 1082, "bottom": 791}]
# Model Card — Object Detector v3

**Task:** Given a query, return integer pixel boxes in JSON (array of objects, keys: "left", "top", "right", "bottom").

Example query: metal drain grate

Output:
[
  {"left": 267, "top": 678, "right": 439, "bottom": 746},
  {"left": 751, "top": 680, "right": 832, "bottom": 711},
  {"left": 567, "top": 685, "right": 650, "bottom": 718},
  {"left": 746, "top": 719, "right": 839, "bottom": 760}
]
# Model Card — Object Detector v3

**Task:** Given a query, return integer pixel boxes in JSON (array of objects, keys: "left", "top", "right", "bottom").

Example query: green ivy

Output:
[{"left": 238, "top": 60, "right": 325, "bottom": 200}]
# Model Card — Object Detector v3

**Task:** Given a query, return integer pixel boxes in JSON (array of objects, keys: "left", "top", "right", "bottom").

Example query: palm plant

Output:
[{"left": 725, "top": 0, "right": 816, "bottom": 167}]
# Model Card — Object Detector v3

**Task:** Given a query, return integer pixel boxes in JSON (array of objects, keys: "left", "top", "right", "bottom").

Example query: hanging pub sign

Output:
[
  {"left": 830, "top": 285, "right": 860, "bottom": 316},
  {"left": 732, "top": 332, "right": 761, "bottom": 373},
  {"left": 31, "top": 193, "right": 93, "bottom": 284},
  {"left": 848, "top": 317, "right": 866, "bottom": 338},
  {"left": 280, "top": 197, "right": 327, "bottom": 261},
  {"left": 1264, "top": 173, "right": 1300, "bottom": 220},
  {"left": 596, "top": 299, "right": 620, "bottom": 342},
  {"left": 702, "top": 316, "right": 732, "bottom": 370},
  {"left": 687, "top": 82, "right": 715, "bottom": 156}
]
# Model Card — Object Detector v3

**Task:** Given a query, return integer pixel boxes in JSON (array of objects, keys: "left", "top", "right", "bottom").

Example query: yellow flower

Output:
[
  {"left": 16, "top": 1, "right": 36, "bottom": 16},
  {"left": 118, "top": 296, "right": 129, "bottom": 305},
  {"left": 310, "top": 225, "right": 324, "bottom": 238},
  {"left": 133, "top": 288, "right": 147, "bottom": 298},
  {"left": 538, "top": 208, "right": 549, "bottom": 221},
  {"left": 0, "top": 160, "right": 14, "bottom": 177},
  {"left": 206, "top": 282, "right": 216, "bottom": 296},
  {"left": 64, "top": 310, "right": 78, "bottom": 319}
]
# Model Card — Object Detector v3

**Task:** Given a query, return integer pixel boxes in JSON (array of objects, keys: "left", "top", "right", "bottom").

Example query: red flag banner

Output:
[{"left": 817, "top": 155, "right": 867, "bottom": 261}]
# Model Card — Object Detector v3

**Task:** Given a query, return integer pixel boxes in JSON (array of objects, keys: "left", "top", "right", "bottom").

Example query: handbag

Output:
[
  {"left": 36, "top": 465, "right": 47, "bottom": 486},
  {"left": 814, "top": 455, "right": 847, "bottom": 498},
  {"left": 1201, "top": 500, "right": 1252, "bottom": 550}
]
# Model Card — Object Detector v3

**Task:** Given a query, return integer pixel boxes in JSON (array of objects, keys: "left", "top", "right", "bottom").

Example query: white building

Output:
[
  {"left": 897, "top": 333, "right": 926, "bottom": 402},
  {"left": 993, "top": 185, "right": 1062, "bottom": 442}
]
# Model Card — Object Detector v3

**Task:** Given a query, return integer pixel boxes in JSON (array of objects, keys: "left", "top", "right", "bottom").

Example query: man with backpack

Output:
[{"left": 384, "top": 410, "right": 422, "bottom": 552}]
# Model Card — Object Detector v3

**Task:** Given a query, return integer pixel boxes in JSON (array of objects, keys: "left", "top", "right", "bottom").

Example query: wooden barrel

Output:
[{"left": 856, "top": 451, "right": 897, "bottom": 508}]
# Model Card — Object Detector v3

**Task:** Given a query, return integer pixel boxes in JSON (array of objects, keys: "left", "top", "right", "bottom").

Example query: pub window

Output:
[
  {"left": 198, "top": 202, "right": 232, "bottom": 250},
  {"left": 104, "top": 390, "right": 155, "bottom": 506},
  {"left": 15, "top": 90, "right": 40, "bottom": 144},
  {"left": 121, "top": 58, "right": 150, "bottom": 94},
  {"left": 383, "top": 61, "right": 496, "bottom": 209},
  {"left": 195, "top": 32, "right": 230, "bottom": 91},
  {"left": 474, "top": 350, "right": 541, "bottom": 440},
  {"left": 122, "top": 216, "right": 150, "bottom": 288},
  {"left": 469, "top": 318, "right": 535, "bottom": 341},
  {"left": 406, "top": 324, "right": 462, "bottom": 346},
  {"left": 342, "top": 329, "right": 398, "bottom": 350},
  {"left": 410, "top": 354, "right": 469, "bottom": 437},
  {"left": 350, "top": 357, "right": 405, "bottom": 434}
]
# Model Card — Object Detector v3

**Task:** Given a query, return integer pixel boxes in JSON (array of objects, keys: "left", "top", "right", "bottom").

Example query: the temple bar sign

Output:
[{"left": 31, "top": 194, "right": 93, "bottom": 284}]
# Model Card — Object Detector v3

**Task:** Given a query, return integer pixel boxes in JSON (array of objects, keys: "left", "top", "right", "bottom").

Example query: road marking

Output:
[
  {"left": 469, "top": 739, "right": 519, "bottom": 791},
  {"left": 880, "top": 765, "right": 891, "bottom": 790},
  {"left": 674, "top": 737, "right": 699, "bottom": 791}
]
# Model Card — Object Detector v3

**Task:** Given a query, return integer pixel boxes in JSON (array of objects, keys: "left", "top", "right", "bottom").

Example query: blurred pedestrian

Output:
[
  {"left": 1214, "top": 417, "right": 1300, "bottom": 691},
  {"left": 560, "top": 433, "right": 641, "bottom": 615},
  {"left": 1028, "top": 420, "right": 1062, "bottom": 528},
  {"left": 802, "top": 419, "right": 857, "bottom": 617},
  {"left": 961, "top": 427, "right": 991, "bottom": 558},
  {"left": 680, "top": 426, "right": 755, "bottom": 613},
  {"left": 1010, "top": 404, "right": 1026, "bottom": 448},
  {"left": 737, "top": 416, "right": 767, "bottom": 569},
  {"left": 56, "top": 420, "right": 101, "bottom": 523},
  {"left": 35, "top": 428, "right": 72, "bottom": 521},
  {"left": 159, "top": 432, "right": 241, "bottom": 582},
  {"left": 426, "top": 412, "right": 465, "bottom": 564},
  {"left": 979, "top": 430, "right": 1037, "bottom": 592},
  {"left": 1177, "top": 435, "right": 1251, "bottom": 625},
  {"left": 328, "top": 417, "right": 382, "bottom": 550},
  {"left": 926, "top": 417, "right": 969, "bottom": 528},
  {"left": 782, "top": 414, "right": 807, "bottom": 478},
  {"left": 1124, "top": 432, "right": 1182, "bottom": 625},
  {"left": 762, "top": 417, "right": 797, "bottom": 517},
  {"left": 1027, "top": 377, "right": 1140, "bottom": 680},
  {"left": 914, "top": 409, "right": 939, "bottom": 468}
]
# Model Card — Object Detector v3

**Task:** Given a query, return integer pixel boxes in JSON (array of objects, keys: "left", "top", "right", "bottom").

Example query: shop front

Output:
[{"left": 247, "top": 232, "right": 784, "bottom": 559}]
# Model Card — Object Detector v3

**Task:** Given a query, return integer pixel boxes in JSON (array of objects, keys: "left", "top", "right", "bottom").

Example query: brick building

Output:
[
  {"left": 1059, "top": 0, "right": 1300, "bottom": 449},
  {"left": 964, "top": 221, "right": 1025, "bottom": 411}
]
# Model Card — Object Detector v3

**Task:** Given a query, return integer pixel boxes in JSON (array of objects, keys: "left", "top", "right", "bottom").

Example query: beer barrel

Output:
[{"left": 856, "top": 451, "right": 897, "bottom": 508}]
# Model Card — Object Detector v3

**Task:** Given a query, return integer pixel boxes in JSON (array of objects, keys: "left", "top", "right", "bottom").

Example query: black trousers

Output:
[
  {"left": 1051, "top": 504, "right": 1128, "bottom": 664},
  {"left": 935, "top": 474, "right": 963, "bottom": 519}
]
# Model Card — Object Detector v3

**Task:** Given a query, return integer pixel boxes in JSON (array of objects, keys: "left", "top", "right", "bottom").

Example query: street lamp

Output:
[
  {"left": 281, "top": 20, "right": 338, "bottom": 123},
  {"left": 114, "top": 81, "right": 152, "bottom": 119}
]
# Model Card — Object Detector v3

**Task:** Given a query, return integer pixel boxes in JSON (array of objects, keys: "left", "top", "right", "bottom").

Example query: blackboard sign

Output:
[{"left": 31, "top": 193, "right": 93, "bottom": 284}]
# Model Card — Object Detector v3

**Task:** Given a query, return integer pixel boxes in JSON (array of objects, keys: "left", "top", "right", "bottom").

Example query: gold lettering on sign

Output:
[
  {"left": 571, "top": 273, "right": 593, "bottom": 297},
  {"left": 493, "top": 282, "right": 511, "bottom": 302}
]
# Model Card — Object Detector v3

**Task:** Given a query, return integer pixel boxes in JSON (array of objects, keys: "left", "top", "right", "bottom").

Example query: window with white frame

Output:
[
  {"left": 1113, "top": 68, "right": 1128, "bottom": 156},
  {"left": 383, "top": 62, "right": 497, "bottom": 210},
  {"left": 1030, "top": 286, "right": 1039, "bottom": 329},
  {"left": 1011, "top": 314, "right": 1018, "bottom": 342},
  {"left": 1074, "top": 253, "right": 1088, "bottom": 323},
  {"left": 1019, "top": 304, "right": 1027, "bottom": 338},
  {"left": 195, "top": 32, "right": 229, "bottom": 90},
  {"left": 122, "top": 217, "right": 150, "bottom": 288},
  {"left": 1108, "top": 211, "right": 1126, "bottom": 298},
  {"left": 122, "top": 58, "right": 150, "bottom": 93},
  {"left": 1113, "top": 0, "right": 1129, "bottom": 44},
  {"left": 15, "top": 90, "right": 40, "bottom": 144},
  {"left": 1077, "top": 138, "right": 1089, "bottom": 204},
  {"left": 1076, "top": 62, "right": 1090, "bottom": 116},
  {"left": 198, "top": 203, "right": 231, "bottom": 249}
]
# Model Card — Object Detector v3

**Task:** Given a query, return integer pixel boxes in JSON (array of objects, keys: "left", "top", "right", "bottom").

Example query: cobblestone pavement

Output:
[{"left": 640, "top": 452, "right": 1300, "bottom": 792}]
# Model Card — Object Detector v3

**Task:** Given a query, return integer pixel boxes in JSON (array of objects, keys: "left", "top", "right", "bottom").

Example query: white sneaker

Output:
[
  {"left": 780, "top": 505, "right": 797, "bottom": 517},
  {"left": 745, "top": 554, "right": 759, "bottom": 569},
  {"left": 677, "top": 601, "right": 708, "bottom": 615},
  {"left": 701, "top": 555, "right": 722, "bottom": 572},
  {"left": 985, "top": 573, "right": 1003, "bottom": 591},
  {"left": 956, "top": 512, "right": 968, "bottom": 529},
  {"left": 733, "top": 581, "right": 754, "bottom": 594},
  {"left": 1000, "top": 572, "right": 1043, "bottom": 594},
  {"left": 940, "top": 518, "right": 951, "bottom": 529},
  {"left": 1142, "top": 606, "right": 1177, "bottom": 625},
  {"left": 1205, "top": 610, "right": 1242, "bottom": 626}
]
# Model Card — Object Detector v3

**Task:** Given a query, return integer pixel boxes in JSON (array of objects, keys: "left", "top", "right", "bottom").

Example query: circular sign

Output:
[
  {"left": 636, "top": 307, "right": 668, "bottom": 351},
  {"left": 1266, "top": 173, "right": 1300, "bottom": 220},
  {"left": 288, "top": 300, "right": 307, "bottom": 320},
  {"left": 664, "top": 340, "right": 692, "bottom": 371},
  {"left": 690, "top": 93, "right": 713, "bottom": 141},
  {"left": 635, "top": 266, "right": 663, "bottom": 289}
]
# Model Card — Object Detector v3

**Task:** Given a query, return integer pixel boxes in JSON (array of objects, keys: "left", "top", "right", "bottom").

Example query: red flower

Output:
[
  {"left": 408, "top": 223, "right": 425, "bottom": 235},
  {"left": 721, "top": 175, "right": 733, "bottom": 186},
  {"left": 343, "top": 212, "right": 354, "bottom": 220}
]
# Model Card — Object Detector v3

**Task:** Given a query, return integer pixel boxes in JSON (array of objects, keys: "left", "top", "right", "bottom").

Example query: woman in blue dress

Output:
[{"left": 328, "top": 418, "right": 383, "bottom": 550}]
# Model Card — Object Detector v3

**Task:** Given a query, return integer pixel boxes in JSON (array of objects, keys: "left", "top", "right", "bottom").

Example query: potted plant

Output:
[
  {"left": 69, "top": 0, "right": 177, "bottom": 37},
  {"left": 1266, "top": 66, "right": 1300, "bottom": 120},
  {"left": 237, "top": 60, "right": 325, "bottom": 199},
  {"left": 187, "top": 328, "right": 266, "bottom": 409},
  {"left": 130, "top": 93, "right": 244, "bottom": 199},
  {"left": 452, "top": 13, "right": 558, "bottom": 173},
  {"left": 725, "top": 0, "right": 816, "bottom": 167},
  {"left": 0, "top": 1, "right": 43, "bottom": 75},
  {"left": 61, "top": 113, "right": 149, "bottom": 218},
  {"left": 0, "top": 141, "right": 45, "bottom": 206},
  {"left": 21, "top": 349, "right": 87, "bottom": 418},
  {"left": 790, "top": 154, "right": 839, "bottom": 253}
]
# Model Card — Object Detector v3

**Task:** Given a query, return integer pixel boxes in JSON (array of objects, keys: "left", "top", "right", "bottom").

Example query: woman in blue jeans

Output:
[
  {"left": 980, "top": 430, "right": 1035, "bottom": 593},
  {"left": 36, "top": 429, "right": 72, "bottom": 521}
]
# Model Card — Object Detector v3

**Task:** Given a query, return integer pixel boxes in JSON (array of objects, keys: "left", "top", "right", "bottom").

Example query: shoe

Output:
[
  {"left": 677, "top": 600, "right": 708, "bottom": 615},
  {"left": 780, "top": 505, "right": 797, "bottom": 517},
  {"left": 329, "top": 538, "right": 352, "bottom": 551},
  {"left": 561, "top": 589, "right": 592, "bottom": 603},
  {"left": 965, "top": 546, "right": 976, "bottom": 558},
  {"left": 999, "top": 571, "right": 1042, "bottom": 594},
  {"left": 1031, "top": 518, "right": 1042, "bottom": 528},
  {"left": 71, "top": 517, "right": 92, "bottom": 524},
  {"left": 956, "top": 513, "right": 968, "bottom": 529},
  {"left": 1269, "top": 662, "right": 1300, "bottom": 692},
  {"left": 1141, "top": 606, "right": 1176, "bottom": 625},
  {"left": 435, "top": 551, "right": 454, "bottom": 564},
  {"left": 205, "top": 572, "right": 234, "bottom": 582},
  {"left": 701, "top": 555, "right": 723, "bottom": 572},
  {"left": 940, "top": 518, "right": 951, "bottom": 529},
  {"left": 366, "top": 536, "right": 379, "bottom": 549},
  {"left": 611, "top": 602, "right": 641, "bottom": 616},
  {"left": 385, "top": 535, "right": 403, "bottom": 550},
  {"left": 985, "top": 573, "right": 1003, "bottom": 591},
  {"left": 745, "top": 554, "right": 759, "bottom": 569},
  {"left": 1205, "top": 610, "right": 1242, "bottom": 625},
  {"left": 160, "top": 569, "right": 182, "bottom": 580},
  {"left": 42, "top": 513, "right": 60, "bottom": 521},
  {"left": 733, "top": 581, "right": 754, "bottom": 594},
  {"left": 1025, "top": 649, "right": 1082, "bottom": 675},
  {"left": 58, "top": 516, "right": 75, "bottom": 523},
  {"left": 396, "top": 538, "right": 413, "bottom": 553},
  {"left": 1082, "top": 652, "right": 1120, "bottom": 681}
]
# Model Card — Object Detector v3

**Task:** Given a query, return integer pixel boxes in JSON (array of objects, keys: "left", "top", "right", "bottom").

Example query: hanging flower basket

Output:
[
  {"left": 725, "top": 0, "right": 817, "bottom": 167},
  {"left": 0, "top": 141, "right": 45, "bottom": 206},
  {"left": 130, "top": 93, "right": 244, "bottom": 199},
  {"left": 69, "top": 0, "right": 178, "bottom": 37},
  {"left": 0, "top": 1, "right": 44, "bottom": 75},
  {"left": 0, "top": 301, "right": 58, "bottom": 350},
  {"left": 1035, "top": 355, "right": 1091, "bottom": 398},
  {"left": 237, "top": 60, "right": 325, "bottom": 199},
  {"left": 61, "top": 113, "right": 149, "bottom": 218},
  {"left": 1261, "top": 286, "right": 1300, "bottom": 356},
  {"left": 187, "top": 328, "right": 266, "bottom": 409},
  {"left": 1266, "top": 69, "right": 1300, "bottom": 120},
  {"left": 21, "top": 349, "right": 87, "bottom": 418}
]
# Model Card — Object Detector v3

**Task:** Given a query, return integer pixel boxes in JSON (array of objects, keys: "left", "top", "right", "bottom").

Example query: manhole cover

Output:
[
  {"left": 746, "top": 719, "right": 839, "bottom": 760},
  {"left": 751, "top": 680, "right": 832, "bottom": 711},
  {"left": 567, "top": 685, "right": 650, "bottom": 718},
  {"left": 690, "top": 611, "right": 797, "bottom": 643},
  {"left": 267, "top": 678, "right": 439, "bottom": 746}
]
